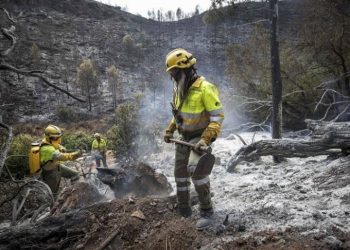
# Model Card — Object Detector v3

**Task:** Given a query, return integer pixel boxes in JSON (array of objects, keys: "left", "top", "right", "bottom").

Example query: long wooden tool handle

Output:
[{"left": 169, "top": 138, "right": 212, "bottom": 153}]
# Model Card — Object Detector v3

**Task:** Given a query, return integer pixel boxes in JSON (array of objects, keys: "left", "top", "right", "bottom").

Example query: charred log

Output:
[
  {"left": 96, "top": 162, "right": 173, "bottom": 198},
  {"left": 227, "top": 120, "right": 350, "bottom": 172}
]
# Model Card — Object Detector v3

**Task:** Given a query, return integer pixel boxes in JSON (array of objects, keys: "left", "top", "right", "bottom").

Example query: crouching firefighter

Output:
[
  {"left": 163, "top": 48, "right": 224, "bottom": 230},
  {"left": 38, "top": 125, "right": 82, "bottom": 195}
]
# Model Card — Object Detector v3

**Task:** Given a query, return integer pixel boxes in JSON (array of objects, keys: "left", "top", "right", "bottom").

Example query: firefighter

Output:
[
  {"left": 40, "top": 125, "right": 81, "bottom": 195},
  {"left": 91, "top": 133, "right": 108, "bottom": 168},
  {"left": 163, "top": 48, "right": 224, "bottom": 230}
]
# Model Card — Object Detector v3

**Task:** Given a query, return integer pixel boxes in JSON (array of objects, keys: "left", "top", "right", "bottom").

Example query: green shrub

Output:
[
  {"left": 107, "top": 102, "right": 140, "bottom": 159},
  {"left": 55, "top": 106, "right": 95, "bottom": 123},
  {"left": 6, "top": 134, "right": 37, "bottom": 177},
  {"left": 61, "top": 131, "right": 94, "bottom": 152},
  {"left": 56, "top": 106, "right": 75, "bottom": 122}
]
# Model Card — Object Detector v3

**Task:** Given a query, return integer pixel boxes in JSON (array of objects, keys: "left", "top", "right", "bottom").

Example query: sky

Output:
[{"left": 96, "top": 0, "right": 212, "bottom": 18}]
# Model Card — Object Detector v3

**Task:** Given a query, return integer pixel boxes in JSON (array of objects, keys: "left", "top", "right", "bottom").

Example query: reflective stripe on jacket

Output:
[{"left": 173, "top": 76, "right": 224, "bottom": 132}]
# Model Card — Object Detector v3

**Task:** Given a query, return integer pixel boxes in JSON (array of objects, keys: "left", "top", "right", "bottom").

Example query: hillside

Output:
[{"left": 0, "top": 0, "right": 302, "bottom": 124}]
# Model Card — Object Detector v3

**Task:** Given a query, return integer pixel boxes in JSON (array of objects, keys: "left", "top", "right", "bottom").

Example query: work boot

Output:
[
  {"left": 177, "top": 206, "right": 192, "bottom": 218},
  {"left": 196, "top": 208, "right": 214, "bottom": 230}
]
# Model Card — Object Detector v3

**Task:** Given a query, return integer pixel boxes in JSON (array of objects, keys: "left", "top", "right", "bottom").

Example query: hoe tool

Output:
[{"left": 170, "top": 138, "right": 215, "bottom": 176}]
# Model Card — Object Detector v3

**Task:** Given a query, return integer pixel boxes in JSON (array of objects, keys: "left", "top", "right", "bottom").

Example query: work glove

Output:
[
  {"left": 75, "top": 149, "right": 83, "bottom": 158},
  {"left": 164, "top": 132, "right": 174, "bottom": 143},
  {"left": 59, "top": 145, "right": 67, "bottom": 153},
  {"left": 194, "top": 139, "right": 207, "bottom": 152}
]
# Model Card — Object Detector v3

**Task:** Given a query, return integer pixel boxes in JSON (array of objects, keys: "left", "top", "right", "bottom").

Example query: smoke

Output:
[
  {"left": 134, "top": 69, "right": 243, "bottom": 159},
  {"left": 134, "top": 76, "right": 173, "bottom": 159},
  {"left": 197, "top": 68, "right": 243, "bottom": 133}
]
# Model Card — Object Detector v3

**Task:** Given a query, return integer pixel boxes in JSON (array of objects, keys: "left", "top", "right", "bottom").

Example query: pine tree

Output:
[
  {"left": 107, "top": 65, "right": 121, "bottom": 108},
  {"left": 76, "top": 59, "right": 100, "bottom": 111}
]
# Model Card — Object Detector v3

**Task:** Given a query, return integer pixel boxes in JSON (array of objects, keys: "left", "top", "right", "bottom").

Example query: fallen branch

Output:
[
  {"left": 226, "top": 138, "right": 337, "bottom": 172},
  {"left": 96, "top": 226, "right": 119, "bottom": 250},
  {"left": 0, "top": 8, "right": 85, "bottom": 103},
  {"left": 0, "top": 63, "right": 85, "bottom": 102},
  {"left": 226, "top": 119, "right": 350, "bottom": 172},
  {"left": 0, "top": 8, "right": 16, "bottom": 24},
  {"left": 0, "top": 26, "right": 17, "bottom": 56}
]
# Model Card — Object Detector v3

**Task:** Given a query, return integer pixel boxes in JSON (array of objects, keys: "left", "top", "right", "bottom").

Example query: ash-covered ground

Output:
[
  {"left": 146, "top": 132, "right": 350, "bottom": 249},
  {"left": 1, "top": 132, "right": 349, "bottom": 250}
]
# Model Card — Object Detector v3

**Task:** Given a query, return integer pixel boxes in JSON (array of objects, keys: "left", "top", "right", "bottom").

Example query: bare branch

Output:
[
  {"left": 0, "top": 63, "right": 85, "bottom": 102},
  {"left": 0, "top": 26, "right": 17, "bottom": 56},
  {"left": 0, "top": 8, "right": 16, "bottom": 24},
  {"left": 331, "top": 103, "right": 350, "bottom": 122},
  {"left": 282, "top": 90, "right": 305, "bottom": 98},
  {"left": 314, "top": 88, "right": 350, "bottom": 113},
  {"left": 315, "top": 72, "right": 350, "bottom": 89},
  {"left": 319, "top": 103, "right": 334, "bottom": 121}
]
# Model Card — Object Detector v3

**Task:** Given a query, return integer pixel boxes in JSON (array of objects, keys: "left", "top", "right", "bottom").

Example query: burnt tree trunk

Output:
[
  {"left": 270, "top": 0, "right": 283, "bottom": 162},
  {"left": 227, "top": 120, "right": 350, "bottom": 172}
]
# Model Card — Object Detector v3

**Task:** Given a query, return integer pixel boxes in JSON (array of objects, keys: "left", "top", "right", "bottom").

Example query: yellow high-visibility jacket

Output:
[
  {"left": 166, "top": 76, "right": 224, "bottom": 143},
  {"left": 40, "top": 139, "right": 81, "bottom": 171},
  {"left": 92, "top": 139, "right": 107, "bottom": 153}
]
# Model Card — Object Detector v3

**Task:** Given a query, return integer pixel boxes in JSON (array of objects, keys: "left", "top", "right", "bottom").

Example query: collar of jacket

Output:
[{"left": 191, "top": 76, "right": 205, "bottom": 88}]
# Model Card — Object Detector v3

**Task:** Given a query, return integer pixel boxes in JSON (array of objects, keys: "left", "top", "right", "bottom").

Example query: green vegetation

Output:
[
  {"left": 61, "top": 131, "right": 94, "bottom": 152},
  {"left": 107, "top": 101, "right": 140, "bottom": 159},
  {"left": 224, "top": 0, "right": 350, "bottom": 127},
  {"left": 226, "top": 23, "right": 323, "bottom": 126},
  {"left": 107, "top": 65, "right": 122, "bottom": 108},
  {"left": 122, "top": 34, "right": 137, "bottom": 54},
  {"left": 55, "top": 106, "right": 95, "bottom": 123},
  {"left": 75, "top": 59, "right": 100, "bottom": 111},
  {"left": 202, "top": 0, "right": 236, "bottom": 25},
  {"left": 55, "top": 106, "right": 75, "bottom": 123},
  {"left": 5, "top": 134, "right": 37, "bottom": 177}
]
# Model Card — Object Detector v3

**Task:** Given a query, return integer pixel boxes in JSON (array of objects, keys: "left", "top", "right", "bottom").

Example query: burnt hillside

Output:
[{"left": 0, "top": 0, "right": 301, "bottom": 123}]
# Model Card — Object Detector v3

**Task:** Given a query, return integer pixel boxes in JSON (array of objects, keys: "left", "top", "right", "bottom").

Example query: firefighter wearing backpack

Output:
[
  {"left": 39, "top": 125, "right": 82, "bottom": 195},
  {"left": 163, "top": 48, "right": 224, "bottom": 230}
]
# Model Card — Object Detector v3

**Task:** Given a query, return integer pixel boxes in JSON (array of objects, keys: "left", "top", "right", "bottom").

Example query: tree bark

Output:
[
  {"left": 269, "top": 0, "right": 283, "bottom": 139},
  {"left": 0, "top": 122, "right": 13, "bottom": 176},
  {"left": 270, "top": 0, "right": 283, "bottom": 162}
]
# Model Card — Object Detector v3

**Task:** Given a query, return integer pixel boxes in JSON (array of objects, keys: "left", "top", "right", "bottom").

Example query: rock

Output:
[
  {"left": 324, "top": 236, "right": 342, "bottom": 249},
  {"left": 215, "top": 224, "right": 226, "bottom": 235},
  {"left": 226, "top": 134, "right": 236, "bottom": 140},
  {"left": 312, "top": 211, "right": 325, "bottom": 221},
  {"left": 131, "top": 210, "right": 146, "bottom": 220},
  {"left": 236, "top": 224, "right": 246, "bottom": 232},
  {"left": 215, "top": 157, "right": 221, "bottom": 165},
  {"left": 96, "top": 162, "right": 173, "bottom": 198}
]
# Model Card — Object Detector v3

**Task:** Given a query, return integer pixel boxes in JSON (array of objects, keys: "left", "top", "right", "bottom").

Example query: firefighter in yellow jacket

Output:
[
  {"left": 163, "top": 48, "right": 224, "bottom": 230},
  {"left": 91, "top": 133, "right": 108, "bottom": 168},
  {"left": 40, "top": 125, "right": 81, "bottom": 195}
]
